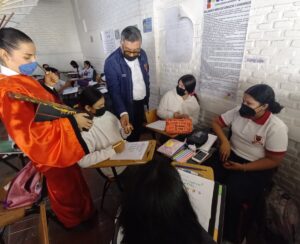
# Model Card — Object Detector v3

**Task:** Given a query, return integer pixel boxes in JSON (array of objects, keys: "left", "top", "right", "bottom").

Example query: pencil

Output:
[{"left": 113, "top": 140, "right": 123, "bottom": 149}]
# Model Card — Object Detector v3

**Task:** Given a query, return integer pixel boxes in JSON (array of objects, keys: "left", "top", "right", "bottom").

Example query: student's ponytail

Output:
[{"left": 268, "top": 101, "right": 283, "bottom": 114}]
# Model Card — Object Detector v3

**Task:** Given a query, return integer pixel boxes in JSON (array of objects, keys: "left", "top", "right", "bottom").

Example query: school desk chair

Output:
[{"left": 0, "top": 177, "right": 49, "bottom": 244}]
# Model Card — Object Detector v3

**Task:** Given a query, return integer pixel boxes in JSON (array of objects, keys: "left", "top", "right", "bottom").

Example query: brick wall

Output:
[
  {"left": 17, "top": 0, "right": 83, "bottom": 73},
  {"left": 65, "top": 0, "right": 300, "bottom": 204}
]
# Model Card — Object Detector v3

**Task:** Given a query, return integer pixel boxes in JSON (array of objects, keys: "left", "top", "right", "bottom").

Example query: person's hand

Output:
[
  {"left": 223, "top": 161, "right": 244, "bottom": 171},
  {"left": 120, "top": 114, "right": 134, "bottom": 134},
  {"left": 113, "top": 140, "right": 125, "bottom": 153},
  {"left": 44, "top": 71, "right": 59, "bottom": 87},
  {"left": 174, "top": 112, "right": 188, "bottom": 119},
  {"left": 73, "top": 113, "right": 93, "bottom": 131},
  {"left": 219, "top": 140, "right": 231, "bottom": 162}
]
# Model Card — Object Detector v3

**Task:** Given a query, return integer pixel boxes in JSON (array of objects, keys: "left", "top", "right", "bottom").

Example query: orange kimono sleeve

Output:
[{"left": 0, "top": 91, "right": 89, "bottom": 171}]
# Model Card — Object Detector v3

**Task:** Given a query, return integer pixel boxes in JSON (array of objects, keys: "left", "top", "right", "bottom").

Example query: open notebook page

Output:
[
  {"left": 110, "top": 141, "right": 149, "bottom": 160},
  {"left": 178, "top": 169, "right": 215, "bottom": 231}
]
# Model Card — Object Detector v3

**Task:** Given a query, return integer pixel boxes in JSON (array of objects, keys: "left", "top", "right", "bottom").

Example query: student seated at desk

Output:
[
  {"left": 77, "top": 86, "right": 133, "bottom": 177},
  {"left": 43, "top": 67, "right": 72, "bottom": 95},
  {"left": 117, "top": 158, "right": 215, "bottom": 244},
  {"left": 80, "top": 60, "right": 96, "bottom": 81},
  {"left": 157, "top": 74, "right": 200, "bottom": 125},
  {"left": 69, "top": 60, "right": 82, "bottom": 77},
  {"left": 210, "top": 84, "right": 288, "bottom": 243}
]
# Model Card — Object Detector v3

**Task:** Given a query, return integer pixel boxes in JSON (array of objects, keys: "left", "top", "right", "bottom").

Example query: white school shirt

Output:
[
  {"left": 80, "top": 67, "right": 94, "bottom": 80},
  {"left": 157, "top": 89, "right": 200, "bottom": 125},
  {"left": 78, "top": 111, "right": 129, "bottom": 177},
  {"left": 219, "top": 106, "right": 288, "bottom": 161},
  {"left": 124, "top": 58, "right": 146, "bottom": 101}
]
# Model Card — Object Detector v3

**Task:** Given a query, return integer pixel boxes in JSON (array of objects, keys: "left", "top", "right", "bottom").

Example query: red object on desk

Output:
[{"left": 165, "top": 118, "right": 192, "bottom": 134}]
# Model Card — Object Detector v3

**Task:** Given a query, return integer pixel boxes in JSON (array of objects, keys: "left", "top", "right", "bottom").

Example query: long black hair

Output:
[
  {"left": 84, "top": 60, "right": 97, "bottom": 80},
  {"left": 119, "top": 157, "right": 207, "bottom": 244},
  {"left": 245, "top": 84, "right": 283, "bottom": 114},
  {"left": 70, "top": 60, "right": 79, "bottom": 75},
  {"left": 79, "top": 86, "right": 103, "bottom": 108},
  {"left": 178, "top": 74, "right": 199, "bottom": 103},
  {"left": 0, "top": 27, "right": 33, "bottom": 56}
]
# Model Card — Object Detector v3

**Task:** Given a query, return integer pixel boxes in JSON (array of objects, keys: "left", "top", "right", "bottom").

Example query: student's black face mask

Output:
[
  {"left": 239, "top": 104, "right": 262, "bottom": 117},
  {"left": 94, "top": 107, "right": 106, "bottom": 117},
  {"left": 176, "top": 86, "right": 186, "bottom": 96}
]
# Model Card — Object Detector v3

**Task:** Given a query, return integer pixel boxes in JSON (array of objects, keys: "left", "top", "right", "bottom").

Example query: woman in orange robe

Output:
[{"left": 0, "top": 28, "right": 95, "bottom": 228}]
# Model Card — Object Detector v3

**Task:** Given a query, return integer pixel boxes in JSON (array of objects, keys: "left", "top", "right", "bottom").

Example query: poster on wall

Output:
[
  {"left": 100, "top": 29, "right": 117, "bottom": 55},
  {"left": 200, "top": 0, "right": 251, "bottom": 99}
]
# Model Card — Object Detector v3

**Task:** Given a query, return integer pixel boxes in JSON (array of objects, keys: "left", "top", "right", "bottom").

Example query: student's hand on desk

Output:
[
  {"left": 44, "top": 72, "right": 59, "bottom": 87},
  {"left": 173, "top": 112, "right": 189, "bottom": 119},
  {"left": 219, "top": 141, "right": 231, "bottom": 162},
  {"left": 223, "top": 161, "right": 243, "bottom": 171},
  {"left": 74, "top": 113, "right": 93, "bottom": 131},
  {"left": 113, "top": 140, "right": 125, "bottom": 153}
]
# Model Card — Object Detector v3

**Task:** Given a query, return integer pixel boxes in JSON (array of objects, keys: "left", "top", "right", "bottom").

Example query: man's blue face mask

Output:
[{"left": 19, "top": 61, "right": 38, "bottom": 75}]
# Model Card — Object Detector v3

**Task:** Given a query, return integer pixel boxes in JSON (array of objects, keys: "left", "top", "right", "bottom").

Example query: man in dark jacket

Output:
[{"left": 104, "top": 26, "right": 150, "bottom": 141}]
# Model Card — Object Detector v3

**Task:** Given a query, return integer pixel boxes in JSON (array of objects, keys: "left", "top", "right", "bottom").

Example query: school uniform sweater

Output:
[
  {"left": 78, "top": 111, "right": 128, "bottom": 177},
  {"left": 157, "top": 88, "right": 200, "bottom": 125}
]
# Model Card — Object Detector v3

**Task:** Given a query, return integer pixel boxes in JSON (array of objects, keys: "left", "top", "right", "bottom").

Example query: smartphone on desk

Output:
[{"left": 191, "top": 150, "right": 209, "bottom": 164}]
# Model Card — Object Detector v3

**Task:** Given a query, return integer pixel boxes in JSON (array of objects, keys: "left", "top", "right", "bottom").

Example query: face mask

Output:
[
  {"left": 124, "top": 54, "right": 139, "bottom": 61},
  {"left": 94, "top": 107, "right": 106, "bottom": 117},
  {"left": 239, "top": 104, "right": 257, "bottom": 117},
  {"left": 19, "top": 61, "right": 38, "bottom": 75},
  {"left": 176, "top": 86, "right": 186, "bottom": 96}
]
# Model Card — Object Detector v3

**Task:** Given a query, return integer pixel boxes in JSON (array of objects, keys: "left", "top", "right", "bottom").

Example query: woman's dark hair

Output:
[
  {"left": 178, "top": 74, "right": 199, "bottom": 103},
  {"left": 0, "top": 28, "right": 33, "bottom": 54},
  {"left": 84, "top": 60, "right": 93, "bottom": 68},
  {"left": 79, "top": 86, "right": 103, "bottom": 108},
  {"left": 119, "top": 157, "right": 206, "bottom": 244},
  {"left": 245, "top": 84, "right": 283, "bottom": 114},
  {"left": 70, "top": 60, "right": 78, "bottom": 68}
]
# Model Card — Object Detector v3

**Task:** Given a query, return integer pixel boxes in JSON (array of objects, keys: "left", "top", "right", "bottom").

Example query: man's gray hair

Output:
[{"left": 121, "top": 26, "right": 142, "bottom": 42}]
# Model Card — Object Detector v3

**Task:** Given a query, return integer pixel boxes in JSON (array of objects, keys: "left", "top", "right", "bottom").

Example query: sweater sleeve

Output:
[{"left": 157, "top": 92, "right": 174, "bottom": 119}]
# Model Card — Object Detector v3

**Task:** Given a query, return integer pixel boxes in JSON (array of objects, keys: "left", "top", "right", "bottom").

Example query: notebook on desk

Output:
[
  {"left": 157, "top": 139, "right": 185, "bottom": 157},
  {"left": 178, "top": 169, "right": 226, "bottom": 244}
]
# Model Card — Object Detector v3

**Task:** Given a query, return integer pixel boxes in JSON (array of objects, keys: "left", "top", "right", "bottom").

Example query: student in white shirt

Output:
[
  {"left": 77, "top": 86, "right": 130, "bottom": 177},
  {"left": 80, "top": 60, "right": 96, "bottom": 81},
  {"left": 157, "top": 74, "right": 200, "bottom": 125},
  {"left": 209, "top": 84, "right": 288, "bottom": 243},
  {"left": 70, "top": 60, "right": 82, "bottom": 77}
]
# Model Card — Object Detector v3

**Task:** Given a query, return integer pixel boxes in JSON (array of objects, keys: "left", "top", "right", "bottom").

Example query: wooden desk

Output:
[
  {"left": 145, "top": 124, "right": 178, "bottom": 138},
  {"left": 172, "top": 161, "right": 214, "bottom": 180},
  {"left": 89, "top": 140, "right": 156, "bottom": 168}
]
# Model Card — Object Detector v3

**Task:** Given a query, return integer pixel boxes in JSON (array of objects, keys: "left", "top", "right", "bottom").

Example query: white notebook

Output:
[{"left": 110, "top": 141, "right": 149, "bottom": 160}]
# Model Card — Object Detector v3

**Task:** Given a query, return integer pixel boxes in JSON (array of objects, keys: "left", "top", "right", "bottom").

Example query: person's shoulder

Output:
[
  {"left": 105, "top": 48, "right": 122, "bottom": 63},
  {"left": 268, "top": 114, "right": 288, "bottom": 130}
]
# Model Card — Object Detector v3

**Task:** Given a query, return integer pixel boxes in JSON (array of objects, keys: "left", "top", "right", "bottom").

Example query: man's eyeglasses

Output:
[{"left": 123, "top": 50, "right": 141, "bottom": 56}]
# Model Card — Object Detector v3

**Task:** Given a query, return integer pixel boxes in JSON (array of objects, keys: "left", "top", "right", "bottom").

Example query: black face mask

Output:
[
  {"left": 94, "top": 107, "right": 106, "bottom": 117},
  {"left": 176, "top": 86, "right": 186, "bottom": 96},
  {"left": 239, "top": 104, "right": 257, "bottom": 117},
  {"left": 124, "top": 54, "right": 139, "bottom": 61}
]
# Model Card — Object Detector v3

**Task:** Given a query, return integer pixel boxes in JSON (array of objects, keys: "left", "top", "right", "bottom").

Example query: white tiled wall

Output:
[{"left": 17, "top": 0, "right": 84, "bottom": 73}]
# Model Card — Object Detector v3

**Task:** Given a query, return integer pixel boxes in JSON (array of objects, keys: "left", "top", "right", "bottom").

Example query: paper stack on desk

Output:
[
  {"left": 110, "top": 141, "right": 149, "bottom": 160},
  {"left": 146, "top": 120, "right": 166, "bottom": 131}
]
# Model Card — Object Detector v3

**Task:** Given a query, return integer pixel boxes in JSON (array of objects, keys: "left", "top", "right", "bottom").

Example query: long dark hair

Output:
[
  {"left": 70, "top": 60, "right": 79, "bottom": 75},
  {"left": 179, "top": 74, "right": 199, "bottom": 103},
  {"left": 119, "top": 157, "right": 206, "bottom": 244},
  {"left": 79, "top": 86, "right": 103, "bottom": 108},
  {"left": 84, "top": 60, "right": 97, "bottom": 80},
  {"left": 245, "top": 84, "right": 283, "bottom": 114},
  {"left": 0, "top": 28, "right": 33, "bottom": 57}
]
